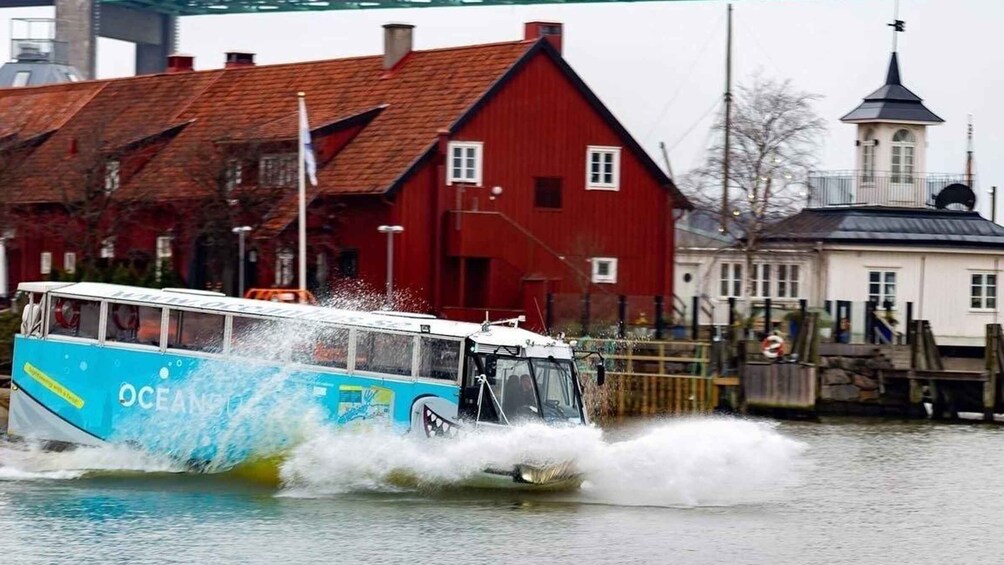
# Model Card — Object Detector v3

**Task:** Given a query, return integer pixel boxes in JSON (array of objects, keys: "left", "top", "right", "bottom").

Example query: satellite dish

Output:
[{"left": 934, "top": 183, "right": 976, "bottom": 211}]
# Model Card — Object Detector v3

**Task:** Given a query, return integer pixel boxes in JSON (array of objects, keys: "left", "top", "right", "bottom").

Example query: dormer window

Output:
[
  {"left": 104, "top": 159, "right": 120, "bottom": 194},
  {"left": 259, "top": 154, "right": 296, "bottom": 187},
  {"left": 891, "top": 129, "right": 915, "bottom": 184},
  {"left": 225, "top": 158, "right": 242, "bottom": 192}
]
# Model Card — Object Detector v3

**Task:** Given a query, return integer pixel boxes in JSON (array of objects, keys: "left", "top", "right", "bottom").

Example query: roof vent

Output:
[
  {"left": 166, "top": 54, "right": 194, "bottom": 73},
  {"left": 225, "top": 52, "right": 256, "bottom": 68},
  {"left": 383, "top": 23, "right": 414, "bottom": 70},
  {"left": 524, "top": 21, "right": 563, "bottom": 54}
]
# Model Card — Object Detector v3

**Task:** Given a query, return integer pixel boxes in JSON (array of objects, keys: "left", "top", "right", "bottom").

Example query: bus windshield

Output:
[{"left": 529, "top": 358, "right": 584, "bottom": 424}]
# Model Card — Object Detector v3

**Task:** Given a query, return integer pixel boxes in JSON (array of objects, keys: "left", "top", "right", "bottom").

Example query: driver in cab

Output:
[{"left": 503, "top": 374, "right": 539, "bottom": 421}]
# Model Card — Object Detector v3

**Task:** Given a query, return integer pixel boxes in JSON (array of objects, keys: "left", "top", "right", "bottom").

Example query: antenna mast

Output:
[
  {"left": 966, "top": 114, "right": 974, "bottom": 187},
  {"left": 721, "top": 3, "right": 733, "bottom": 232}
]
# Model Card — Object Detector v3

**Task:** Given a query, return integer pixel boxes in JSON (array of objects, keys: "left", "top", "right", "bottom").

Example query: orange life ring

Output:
[
  {"left": 54, "top": 298, "right": 80, "bottom": 328},
  {"left": 112, "top": 303, "right": 140, "bottom": 331},
  {"left": 761, "top": 334, "right": 786, "bottom": 359}
]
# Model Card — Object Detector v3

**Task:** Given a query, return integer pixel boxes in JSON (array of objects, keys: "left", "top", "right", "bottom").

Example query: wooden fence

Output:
[
  {"left": 575, "top": 339, "right": 719, "bottom": 417},
  {"left": 743, "top": 362, "right": 817, "bottom": 411}
]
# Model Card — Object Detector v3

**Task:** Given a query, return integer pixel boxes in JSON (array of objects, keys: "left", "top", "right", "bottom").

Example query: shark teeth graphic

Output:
[{"left": 422, "top": 405, "right": 459, "bottom": 438}]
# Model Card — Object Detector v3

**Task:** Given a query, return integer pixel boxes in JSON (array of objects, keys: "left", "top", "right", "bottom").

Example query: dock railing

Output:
[{"left": 574, "top": 338, "right": 721, "bottom": 418}]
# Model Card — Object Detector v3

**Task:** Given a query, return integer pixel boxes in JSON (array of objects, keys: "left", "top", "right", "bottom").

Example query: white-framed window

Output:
[
  {"left": 586, "top": 146, "right": 621, "bottom": 190},
  {"left": 225, "top": 159, "right": 242, "bottom": 192},
  {"left": 776, "top": 264, "right": 800, "bottom": 298},
  {"left": 971, "top": 272, "right": 998, "bottom": 310},
  {"left": 12, "top": 71, "right": 31, "bottom": 88},
  {"left": 100, "top": 237, "right": 115, "bottom": 259},
  {"left": 259, "top": 154, "right": 296, "bottom": 187},
  {"left": 719, "top": 262, "right": 743, "bottom": 298},
  {"left": 105, "top": 159, "right": 120, "bottom": 194},
  {"left": 40, "top": 252, "right": 52, "bottom": 275},
  {"left": 860, "top": 129, "right": 875, "bottom": 183},
  {"left": 156, "top": 236, "right": 173, "bottom": 281},
  {"left": 891, "top": 129, "right": 915, "bottom": 184},
  {"left": 64, "top": 252, "right": 76, "bottom": 275},
  {"left": 591, "top": 257, "right": 618, "bottom": 284},
  {"left": 751, "top": 263, "right": 772, "bottom": 298},
  {"left": 447, "top": 141, "right": 483, "bottom": 186},
  {"left": 868, "top": 270, "right": 896, "bottom": 307},
  {"left": 276, "top": 248, "right": 294, "bottom": 287}
]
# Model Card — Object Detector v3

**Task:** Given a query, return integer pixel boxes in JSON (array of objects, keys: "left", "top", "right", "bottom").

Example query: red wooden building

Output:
[{"left": 0, "top": 22, "right": 691, "bottom": 330}]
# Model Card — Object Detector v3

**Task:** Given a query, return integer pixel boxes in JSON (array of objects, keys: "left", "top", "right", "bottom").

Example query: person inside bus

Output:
[{"left": 502, "top": 374, "right": 538, "bottom": 421}]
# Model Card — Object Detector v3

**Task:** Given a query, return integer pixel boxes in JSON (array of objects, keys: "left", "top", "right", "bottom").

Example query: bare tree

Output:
[
  {"left": 184, "top": 140, "right": 293, "bottom": 295},
  {"left": 683, "top": 74, "right": 826, "bottom": 314}
]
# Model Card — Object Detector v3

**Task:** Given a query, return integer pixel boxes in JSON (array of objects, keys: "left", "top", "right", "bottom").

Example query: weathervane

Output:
[{"left": 888, "top": 0, "right": 905, "bottom": 52}]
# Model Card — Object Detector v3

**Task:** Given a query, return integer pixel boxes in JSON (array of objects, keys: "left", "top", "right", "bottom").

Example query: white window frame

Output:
[
  {"left": 751, "top": 263, "right": 772, "bottom": 298},
  {"left": 40, "top": 252, "right": 52, "bottom": 275},
  {"left": 225, "top": 158, "right": 243, "bottom": 192},
  {"left": 276, "top": 248, "right": 295, "bottom": 287},
  {"left": 719, "top": 262, "right": 743, "bottom": 298},
  {"left": 104, "top": 159, "right": 121, "bottom": 194},
  {"left": 100, "top": 237, "right": 115, "bottom": 260},
  {"left": 891, "top": 129, "right": 915, "bottom": 185},
  {"left": 64, "top": 252, "right": 76, "bottom": 275},
  {"left": 446, "top": 141, "right": 483, "bottom": 187},
  {"left": 591, "top": 257, "right": 618, "bottom": 284},
  {"left": 868, "top": 270, "right": 897, "bottom": 308},
  {"left": 156, "top": 236, "right": 173, "bottom": 282},
  {"left": 860, "top": 131, "right": 875, "bottom": 184},
  {"left": 259, "top": 154, "right": 297, "bottom": 187},
  {"left": 776, "top": 264, "right": 800, "bottom": 299},
  {"left": 586, "top": 146, "right": 621, "bottom": 191},
  {"left": 971, "top": 272, "right": 998, "bottom": 311}
]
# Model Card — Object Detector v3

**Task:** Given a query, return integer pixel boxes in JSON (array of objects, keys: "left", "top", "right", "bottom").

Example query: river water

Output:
[{"left": 0, "top": 417, "right": 999, "bottom": 564}]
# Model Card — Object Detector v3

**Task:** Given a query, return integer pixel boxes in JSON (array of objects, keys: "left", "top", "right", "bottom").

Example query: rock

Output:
[
  {"left": 853, "top": 373, "right": 878, "bottom": 391},
  {"left": 822, "top": 369, "right": 852, "bottom": 386},
  {"left": 859, "top": 389, "right": 880, "bottom": 402},
  {"left": 821, "top": 384, "right": 860, "bottom": 401}
]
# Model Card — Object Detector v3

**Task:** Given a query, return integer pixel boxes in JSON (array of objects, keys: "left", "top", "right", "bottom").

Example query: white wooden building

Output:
[{"left": 676, "top": 49, "right": 1001, "bottom": 348}]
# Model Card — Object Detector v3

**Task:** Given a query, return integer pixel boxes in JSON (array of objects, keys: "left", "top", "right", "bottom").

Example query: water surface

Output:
[{"left": 0, "top": 418, "right": 996, "bottom": 564}]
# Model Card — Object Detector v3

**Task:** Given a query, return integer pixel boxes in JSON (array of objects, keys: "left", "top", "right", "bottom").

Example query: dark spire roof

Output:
[{"left": 841, "top": 52, "right": 943, "bottom": 124}]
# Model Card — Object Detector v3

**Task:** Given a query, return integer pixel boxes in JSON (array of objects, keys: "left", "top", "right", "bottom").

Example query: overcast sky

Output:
[{"left": 2, "top": 0, "right": 1003, "bottom": 217}]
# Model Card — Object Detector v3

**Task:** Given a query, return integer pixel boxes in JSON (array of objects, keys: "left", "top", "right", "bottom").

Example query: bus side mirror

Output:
[
  {"left": 596, "top": 362, "right": 606, "bottom": 386},
  {"left": 484, "top": 354, "right": 498, "bottom": 378}
]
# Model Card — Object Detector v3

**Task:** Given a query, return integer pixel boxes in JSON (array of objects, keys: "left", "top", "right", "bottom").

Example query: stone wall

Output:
[{"left": 818, "top": 353, "right": 892, "bottom": 403}]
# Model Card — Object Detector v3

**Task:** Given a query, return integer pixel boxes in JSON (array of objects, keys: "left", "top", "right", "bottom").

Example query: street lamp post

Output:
[
  {"left": 377, "top": 225, "right": 404, "bottom": 309},
  {"left": 232, "top": 226, "right": 252, "bottom": 298}
]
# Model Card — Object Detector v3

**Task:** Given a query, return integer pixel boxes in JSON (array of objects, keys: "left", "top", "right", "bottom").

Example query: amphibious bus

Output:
[{"left": 8, "top": 282, "right": 594, "bottom": 487}]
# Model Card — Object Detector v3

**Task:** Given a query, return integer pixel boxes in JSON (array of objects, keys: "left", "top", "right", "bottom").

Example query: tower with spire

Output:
[{"left": 839, "top": 19, "right": 944, "bottom": 207}]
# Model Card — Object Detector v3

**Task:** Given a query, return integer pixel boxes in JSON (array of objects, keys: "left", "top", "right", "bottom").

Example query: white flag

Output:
[{"left": 298, "top": 96, "right": 318, "bottom": 186}]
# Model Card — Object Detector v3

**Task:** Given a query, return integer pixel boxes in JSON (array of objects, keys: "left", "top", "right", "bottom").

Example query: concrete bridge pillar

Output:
[{"left": 55, "top": 0, "right": 177, "bottom": 79}]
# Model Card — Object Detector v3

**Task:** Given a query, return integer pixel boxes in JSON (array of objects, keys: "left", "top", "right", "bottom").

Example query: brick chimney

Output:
[
  {"left": 524, "top": 21, "right": 563, "bottom": 54},
  {"left": 383, "top": 23, "right": 414, "bottom": 70},
  {"left": 166, "top": 54, "right": 195, "bottom": 73},
  {"left": 225, "top": 52, "right": 256, "bottom": 68}
]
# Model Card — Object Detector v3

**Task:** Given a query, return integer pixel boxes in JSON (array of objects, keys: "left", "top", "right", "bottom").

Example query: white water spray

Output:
[{"left": 279, "top": 417, "right": 807, "bottom": 507}]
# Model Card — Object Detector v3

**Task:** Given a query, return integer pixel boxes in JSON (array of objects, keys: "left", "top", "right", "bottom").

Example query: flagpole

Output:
[{"left": 297, "top": 91, "right": 307, "bottom": 292}]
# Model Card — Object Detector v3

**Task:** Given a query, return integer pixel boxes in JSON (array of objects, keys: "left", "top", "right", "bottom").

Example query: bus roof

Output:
[{"left": 21, "top": 282, "right": 568, "bottom": 353}]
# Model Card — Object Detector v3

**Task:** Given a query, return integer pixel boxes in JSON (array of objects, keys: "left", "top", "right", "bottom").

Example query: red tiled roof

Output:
[{"left": 0, "top": 40, "right": 533, "bottom": 205}]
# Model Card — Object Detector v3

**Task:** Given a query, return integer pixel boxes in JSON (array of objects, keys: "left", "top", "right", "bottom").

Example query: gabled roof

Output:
[
  {"left": 841, "top": 53, "right": 943, "bottom": 124},
  {"left": 761, "top": 206, "right": 1004, "bottom": 248},
  {"left": 0, "top": 35, "right": 688, "bottom": 212}
]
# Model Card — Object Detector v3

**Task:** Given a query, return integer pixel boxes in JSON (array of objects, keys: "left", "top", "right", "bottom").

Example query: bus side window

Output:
[
  {"left": 48, "top": 297, "right": 100, "bottom": 339},
  {"left": 105, "top": 302, "right": 162, "bottom": 346},
  {"left": 355, "top": 331, "right": 413, "bottom": 376},
  {"left": 291, "top": 325, "right": 348, "bottom": 369},
  {"left": 420, "top": 338, "right": 460, "bottom": 381},
  {"left": 231, "top": 316, "right": 287, "bottom": 361},
  {"left": 167, "top": 309, "right": 224, "bottom": 353}
]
